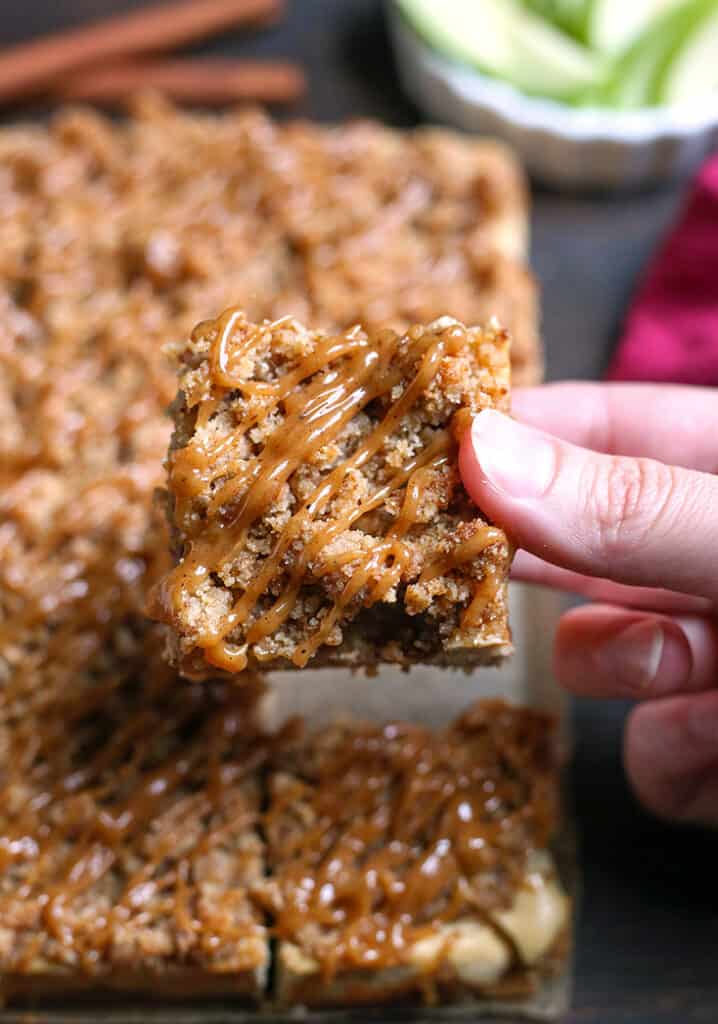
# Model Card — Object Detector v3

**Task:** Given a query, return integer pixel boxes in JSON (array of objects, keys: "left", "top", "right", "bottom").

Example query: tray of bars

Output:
[
  {"left": 0, "top": 588, "right": 573, "bottom": 1019},
  {"left": 0, "top": 100, "right": 573, "bottom": 1020}
]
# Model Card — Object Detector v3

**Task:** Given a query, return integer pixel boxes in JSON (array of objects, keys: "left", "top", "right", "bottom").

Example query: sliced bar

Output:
[
  {"left": 152, "top": 312, "right": 513, "bottom": 675},
  {"left": 0, "top": 671, "right": 273, "bottom": 1002},
  {"left": 259, "top": 700, "right": 570, "bottom": 1007}
]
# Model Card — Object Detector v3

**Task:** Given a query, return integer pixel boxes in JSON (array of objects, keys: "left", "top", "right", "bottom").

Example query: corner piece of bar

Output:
[
  {"left": 0, "top": 675, "right": 273, "bottom": 1003},
  {"left": 152, "top": 311, "right": 513, "bottom": 676},
  {"left": 258, "top": 700, "right": 570, "bottom": 1007}
]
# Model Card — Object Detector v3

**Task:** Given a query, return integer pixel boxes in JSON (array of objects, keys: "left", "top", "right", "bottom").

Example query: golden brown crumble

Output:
[
  {"left": 0, "top": 693, "right": 565, "bottom": 1005},
  {"left": 0, "top": 667, "right": 273, "bottom": 997},
  {"left": 259, "top": 699, "right": 567, "bottom": 1006},
  {"left": 153, "top": 312, "right": 513, "bottom": 675},
  {"left": 1, "top": 98, "right": 537, "bottom": 719}
]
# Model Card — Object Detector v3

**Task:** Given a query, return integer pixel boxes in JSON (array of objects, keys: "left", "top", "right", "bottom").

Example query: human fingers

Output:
[
  {"left": 512, "top": 383, "right": 718, "bottom": 473},
  {"left": 459, "top": 410, "right": 718, "bottom": 601},
  {"left": 511, "top": 549, "right": 713, "bottom": 616},
  {"left": 625, "top": 693, "right": 718, "bottom": 826},
  {"left": 553, "top": 604, "right": 718, "bottom": 699}
]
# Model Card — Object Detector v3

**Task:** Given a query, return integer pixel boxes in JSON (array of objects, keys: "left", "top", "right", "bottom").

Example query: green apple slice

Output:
[
  {"left": 659, "top": 4, "right": 718, "bottom": 103},
  {"left": 595, "top": 0, "right": 716, "bottom": 107},
  {"left": 585, "top": 0, "right": 682, "bottom": 55},
  {"left": 598, "top": 13, "right": 678, "bottom": 106},
  {"left": 520, "top": 0, "right": 592, "bottom": 42},
  {"left": 397, "top": 0, "right": 600, "bottom": 99}
]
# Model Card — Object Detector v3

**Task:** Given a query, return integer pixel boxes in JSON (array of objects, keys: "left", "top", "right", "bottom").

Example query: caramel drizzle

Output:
[
  {"left": 418, "top": 526, "right": 504, "bottom": 630},
  {"left": 1, "top": 273, "right": 175, "bottom": 723},
  {"left": 0, "top": 676, "right": 287, "bottom": 971},
  {"left": 0, "top": 693, "right": 554, "bottom": 976},
  {"left": 163, "top": 313, "right": 505, "bottom": 669},
  {"left": 262, "top": 702, "right": 558, "bottom": 976}
]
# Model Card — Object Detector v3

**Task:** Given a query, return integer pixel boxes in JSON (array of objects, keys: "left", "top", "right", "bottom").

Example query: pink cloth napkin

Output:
[{"left": 608, "top": 156, "right": 718, "bottom": 386}]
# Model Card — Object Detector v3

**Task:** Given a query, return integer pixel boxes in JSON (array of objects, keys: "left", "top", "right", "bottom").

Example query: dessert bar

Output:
[
  {"left": 0, "top": 698, "right": 568, "bottom": 1007},
  {"left": 153, "top": 312, "right": 513, "bottom": 675},
  {"left": 0, "top": 669, "right": 273, "bottom": 1002},
  {"left": 260, "top": 700, "right": 569, "bottom": 1007}
]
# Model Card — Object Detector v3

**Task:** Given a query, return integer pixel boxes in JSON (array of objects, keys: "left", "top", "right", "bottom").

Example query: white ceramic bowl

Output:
[{"left": 388, "top": 4, "right": 718, "bottom": 190}]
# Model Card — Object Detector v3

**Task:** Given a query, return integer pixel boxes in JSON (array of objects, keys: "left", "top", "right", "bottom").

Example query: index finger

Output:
[{"left": 513, "top": 383, "right": 718, "bottom": 474}]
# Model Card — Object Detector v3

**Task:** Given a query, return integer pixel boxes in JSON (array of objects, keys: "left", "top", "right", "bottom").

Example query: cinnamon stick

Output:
[
  {"left": 56, "top": 58, "right": 306, "bottom": 107},
  {"left": 0, "top": 0, "right": 283, "bottom": 104}
]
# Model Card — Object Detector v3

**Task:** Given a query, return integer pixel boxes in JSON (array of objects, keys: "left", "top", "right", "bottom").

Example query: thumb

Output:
[{"left": 459, "top": 410, "right": 718, "bottom": 602}]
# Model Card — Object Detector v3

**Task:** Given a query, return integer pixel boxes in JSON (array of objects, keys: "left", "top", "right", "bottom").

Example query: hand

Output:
[{"left": 459, "top": 382, "right": 718, "bottom": 827}]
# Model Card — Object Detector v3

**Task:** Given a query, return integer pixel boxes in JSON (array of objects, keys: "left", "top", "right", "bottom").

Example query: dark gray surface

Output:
[{"left": 4, "top": 2, "right": 718, "bottom": 1022}]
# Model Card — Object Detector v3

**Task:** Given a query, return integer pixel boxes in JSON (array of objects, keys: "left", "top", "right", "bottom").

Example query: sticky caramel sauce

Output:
[
  {"left": 0, "top": 673, "right": 285, "bottom": 972},
  {"left": 0, "top": 284, "right": 176, "bottom": 733},
  {"left": 262, "top": 701, "right": 557, "bottom": 977},
  {"left": 157, "top": 312, "right": 508, "bottom": 670}
]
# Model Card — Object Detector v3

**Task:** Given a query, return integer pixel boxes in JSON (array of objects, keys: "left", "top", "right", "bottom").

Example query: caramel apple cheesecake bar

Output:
[
  {"left": 0, "top": 668, "right": 274, "bottom": 1003},
  {"left": 152, "top": 312, "right": 513, "bottom": 676},
  {"left": 259, "top": 700, "right": 569, "bottom": 1007},
  {"left": 1, "top": 98, "right": 538, "bottom": 719},
  {"left": 0, "top": 697, "right": 569, "bottom": 1008}
]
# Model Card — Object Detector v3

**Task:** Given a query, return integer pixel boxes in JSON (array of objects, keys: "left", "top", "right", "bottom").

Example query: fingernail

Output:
[
  {"left": 597, "top": 620, "right": 666, "bottom": 693},
  {"left": 471, "top": 410, "right": 556, "bottom": 500}
]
